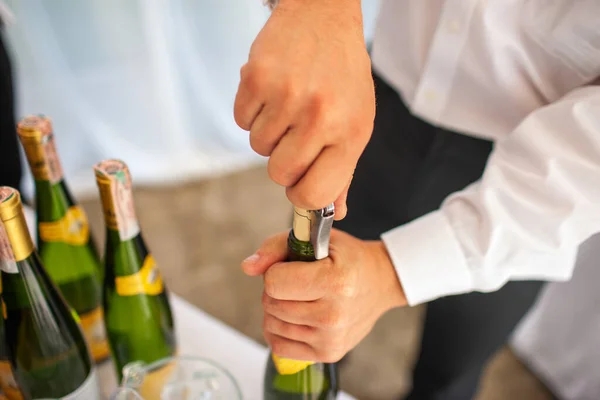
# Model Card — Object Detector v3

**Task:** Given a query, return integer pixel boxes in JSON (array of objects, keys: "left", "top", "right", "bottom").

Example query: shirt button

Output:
[
  {"left": 447, "top": 19, "right": 461, "bottom": 34},
  {"left": 423, "top": 89, "right": 438, "bottom": 102}
]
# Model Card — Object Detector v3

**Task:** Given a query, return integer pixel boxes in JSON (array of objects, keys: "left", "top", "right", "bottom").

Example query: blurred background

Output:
[{"left": 1, "top": 1, "right": 565, "bottom": 399}]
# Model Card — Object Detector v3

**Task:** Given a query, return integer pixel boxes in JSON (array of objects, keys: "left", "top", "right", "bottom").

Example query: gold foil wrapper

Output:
[
  {"left": 292, "top": 207, "right": 312, "bottom": 242},
  {"left": 0, "top": 220, "right": 17, "bottom": 274},
  {"left": 94, "top": 160, "right": 140, "bottom": 241},
  {"left": 16, "top": 115, "right": 64, "bottom": 184},
  {"left": 0, "top": 188, "right": 34, "bottom": 262}
]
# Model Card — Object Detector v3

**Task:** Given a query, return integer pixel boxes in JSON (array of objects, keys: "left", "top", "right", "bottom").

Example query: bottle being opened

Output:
[
  {"left": 94, "top": 159, "right": 176, "bottom": 387},
  {"left": 0, "top": 187, "right": 100, "bottom": 399},
  {"left": 263, "top": 205, "right": 339, "bottom": 400},
  {"left": 16, "top": 115, "right": 109, "bottom": 364}
]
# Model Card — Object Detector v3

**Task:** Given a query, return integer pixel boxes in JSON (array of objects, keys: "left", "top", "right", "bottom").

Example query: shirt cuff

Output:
[{"left": 380, "top": 210, "right": 473, "bottom": 306}]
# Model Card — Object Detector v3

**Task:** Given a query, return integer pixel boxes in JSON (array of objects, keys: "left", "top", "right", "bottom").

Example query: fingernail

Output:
[{"left": 243, "top": 253, "right": 260, "bottom": 265}]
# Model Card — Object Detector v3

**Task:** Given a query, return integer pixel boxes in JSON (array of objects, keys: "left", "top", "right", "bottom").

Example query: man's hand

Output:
[
  {"left": 241, "top": 229, "right": 407, "bottom": 362},
  {"left": 234, "top": 0, "right": 375, "bottom": 220}
]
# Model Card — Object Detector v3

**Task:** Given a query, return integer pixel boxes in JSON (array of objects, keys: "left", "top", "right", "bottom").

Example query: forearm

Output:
[{"left": 382, "top": 84, "right": 600, "bottom": 305}]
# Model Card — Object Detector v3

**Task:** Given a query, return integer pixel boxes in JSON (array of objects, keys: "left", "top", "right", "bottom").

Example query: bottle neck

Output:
[
  {"left": 97, "top": 181, "right": 140, "bottom": 243},
  {"left": 2, "top": 208, "right": 34, "bottom": 263},
  {"left": 20, "top": 136, "right": 64, "bottom": 185},
  {"left": 287, "top": 231, "right": 315, "bottom": 262},
  {"left": 35, "top": 180, "right": 71, "bottom": 221}
]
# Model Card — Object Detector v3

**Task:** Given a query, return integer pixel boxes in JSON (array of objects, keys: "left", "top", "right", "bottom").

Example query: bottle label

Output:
[
  {"left": 115, "top": 255, "right": 164, "bottom": 296},
  {"left": 0, "top": 222, "right": 17, "bottom": 274},
  {"left": 59, "top": 368, "right": 101, "bottom": 400},
  {"left": 38, "top": 206, "right": 90, "bottom": 246},
  {"left": 271, "top": 353, "right": 314, "bottom": 375},
  {"left": 0, "top": 360, "right": 24, "bottom": 400},
  {"left": 79, "top": 307, "right": 110, "bottom": 362}
]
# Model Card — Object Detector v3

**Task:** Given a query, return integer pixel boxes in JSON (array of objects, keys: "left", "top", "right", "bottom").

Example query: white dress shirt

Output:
[
  {"left": 372, "top": 0, "right": 600, "bottom": 305},
  {"left": 0, "top": 1, "right": 13, "bottom": 26}
]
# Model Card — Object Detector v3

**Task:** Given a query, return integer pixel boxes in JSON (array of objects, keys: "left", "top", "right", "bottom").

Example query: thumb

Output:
[{"left": 241, "top": 231, "right": 289, "bottom": 276}]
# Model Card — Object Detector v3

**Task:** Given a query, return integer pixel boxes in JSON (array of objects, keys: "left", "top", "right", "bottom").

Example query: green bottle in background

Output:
[
  {"left": 16, "top": 115, "right": 109, "bottom": 364},
  {"left": 94, "top": 159, "right": 176, "bottom": 382},
  {"left": 264, "top": 205, "right": 339, "bottom": 400},
  {"left": 0, "top": 187, "right": 100, "bottom": 399},
  {"left": 0, "top": 256, "right": 24, "bottom": 400}
]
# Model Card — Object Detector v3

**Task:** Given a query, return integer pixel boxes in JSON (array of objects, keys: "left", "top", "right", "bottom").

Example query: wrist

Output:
[
  {"left": 275, "top": 0, "right": 363, "bottom": 21},
  {"left": 366, "top": 240, "right": 407, "bottom": 312}
]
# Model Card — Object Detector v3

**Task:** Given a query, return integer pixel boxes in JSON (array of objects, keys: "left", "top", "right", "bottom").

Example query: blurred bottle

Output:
[
  {"left": 263, "top": 205, "right": 339, "bottom": 400},
  {"left": 0, "top": 187, "right": 100, "bottom": 399},
  {"left": 0, "top": 234, "right": 24, "bottom": 400},
  {"left": 94, "top": 160, "right": 176, "bottom": 382},
  {"left": 16, "top": 115, "right": 109, "bottom": 364}
]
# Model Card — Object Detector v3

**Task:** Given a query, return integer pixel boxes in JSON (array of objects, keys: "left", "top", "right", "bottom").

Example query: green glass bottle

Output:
[
  {"left": 264, "top": 205, "right": 339, "bottom": 400},
  {"left": 16, "top": 115, "right": 109, "bottom": 363},
  {"left": 0, "top": 187, "right": 100, "bottom": 399},
  {"left": 94, "top": 159, "right": 176, "bottom": 382},
  {"left": 0, "top": 253, "right": 25, "bottom": 400}
]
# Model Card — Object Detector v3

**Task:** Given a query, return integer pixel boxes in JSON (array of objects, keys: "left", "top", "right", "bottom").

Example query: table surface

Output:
[{"left": 98, "top": 294, "right": 355, "bottom": 400}]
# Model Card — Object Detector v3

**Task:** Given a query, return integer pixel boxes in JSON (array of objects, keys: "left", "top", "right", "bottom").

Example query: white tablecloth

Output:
[{"left": 98, "top": 295, "right": 355, "bottom": 400}]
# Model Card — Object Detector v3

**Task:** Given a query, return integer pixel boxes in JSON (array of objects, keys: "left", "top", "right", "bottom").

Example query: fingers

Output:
[
  {"left": 263, "top": 312, "right": 348, "bottom": 363},
  {"left": 249, "top": 101, "right": 295, "bottom": 157},
  {"left": 234, "top": 63, "right": 265, "bottom": 131},
  {"left": 286, "top": 144, "right": 357, "bottom": 211},
  {"left": 267, "top": 126, "right": 323, "bottom": 187},
  {"left": 263, "top": 313, "right": 315, "bottom": 344},
  {"left": 333, "top": 172, "right": 353, "bottom": 220},
  {"left": 262, "top": 292, "right": 321, "bottom": 326},
  {"left": 264, "top": 332, "right": 318, "bottom": 361},
  {"left": 263, "top": 258, "right": 332, "bottom": 301},
  {"left": 241, "top": 232, "right": 289, "bottom": 276}
]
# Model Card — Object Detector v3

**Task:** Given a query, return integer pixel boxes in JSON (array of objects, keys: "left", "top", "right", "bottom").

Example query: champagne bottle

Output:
[
  {"left": 264, "top": 205, "right": 339, "bottom": 400},
  {"left": 94, "top": 160, "right": 176, "bottom": 381},
  {"left": 0, "top": 187, "right": 100, "bottom": 399},
  {"left": 0, "top": 235, "right": 24, "bottom": 400},
  {"left": 16, "top": 115, "right": 109, "bottom": 363}
]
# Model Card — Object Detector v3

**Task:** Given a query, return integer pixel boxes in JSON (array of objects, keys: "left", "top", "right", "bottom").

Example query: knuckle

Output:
[
  {"left": 307, "top": 91, "right": 330, "bottom": 120},
  {"left": 270, "top": 338, "right": 287, "bottom": 356},
  {"left": 264, "top": 315, "right": 279, "bottom": 334},
  {"left": 287, "top": 188, "right": 324, "bottom": 211},
  {"left": 318, "top": 309, "right": 343, "bottom": 330},
  {"left": 279, "top": 78, "right": 301, "bottom": 102},
  {"left": 261, "top": 292, "right": 271, "bottom": 309},
  {"left": 267, "top": 159, "right": 297, "bottom": 187},
  {"left": 242, "top": 62, "right": 267, "bottom": 92},
  {"left": 249, "top": 134, "right": 271, "bottom": 157},
  {"left": 318, "top": 347, "right": 344, "bottom": 364},
  {"left": 263, "top": 275, "right": 278, "bottom": 298}
]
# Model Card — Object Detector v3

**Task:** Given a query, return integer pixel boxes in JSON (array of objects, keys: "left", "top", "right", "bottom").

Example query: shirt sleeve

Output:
[{"left": 381, "top": 85, "right": 600, "bottom": 306}]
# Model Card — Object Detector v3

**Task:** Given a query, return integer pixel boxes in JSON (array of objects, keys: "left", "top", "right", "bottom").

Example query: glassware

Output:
[{"left": 110, "top": 355, "right": 243, "bottom": 400}]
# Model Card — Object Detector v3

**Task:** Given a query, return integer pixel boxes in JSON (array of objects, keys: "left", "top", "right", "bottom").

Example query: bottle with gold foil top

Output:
[
  {"left": 94, "top": 160, "right": 176, "bottom": 381},
  {"left": 0, "top": 187, "right": 101, "bottom": 399},
  {"left": 0, "top": 225, "right": 25, "bottom": 400},
  {"left": 264, "top": 205, "right": 339, "bottom": 400},
  {"left": 16, "top": 115, "right": 109, "bottom": 364}
]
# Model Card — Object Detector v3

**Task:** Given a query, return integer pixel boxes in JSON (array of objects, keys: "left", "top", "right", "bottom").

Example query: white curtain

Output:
[{"left": 4, "top": 0, "right": 380, "bottom": 199}]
